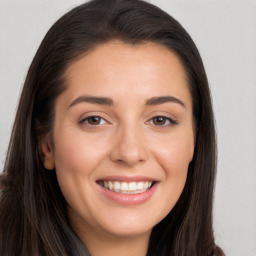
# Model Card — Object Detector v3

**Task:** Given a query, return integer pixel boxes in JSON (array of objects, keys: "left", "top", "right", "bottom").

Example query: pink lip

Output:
[{"left": 96, "top": 180, "right": 158, "bottom": 206}]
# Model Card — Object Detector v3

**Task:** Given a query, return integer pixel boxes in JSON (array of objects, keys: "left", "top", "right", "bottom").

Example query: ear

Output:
[{"left": 40, "top": 134, "right": 55, "bottom": 170}]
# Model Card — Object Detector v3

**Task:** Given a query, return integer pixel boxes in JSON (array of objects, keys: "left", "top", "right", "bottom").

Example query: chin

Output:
[
  {"left": 103, "top": 223, "right": 152, "bottom": 239},
  {"left": 95, "top": 211, "right": 160, "bottom": 239}
]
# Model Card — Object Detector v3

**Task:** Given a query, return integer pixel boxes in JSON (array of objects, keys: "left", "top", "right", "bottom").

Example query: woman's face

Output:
[{"left": 42, "top": 41, "right": 195, "bottom": 242}]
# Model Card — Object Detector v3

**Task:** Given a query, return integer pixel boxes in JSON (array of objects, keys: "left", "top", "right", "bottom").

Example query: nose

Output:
[{"left": 110, "top": 125, "right": 148, "bottom": 166}]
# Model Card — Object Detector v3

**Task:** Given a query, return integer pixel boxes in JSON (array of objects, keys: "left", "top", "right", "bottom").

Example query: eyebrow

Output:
[
  {"left": 69, "top": 96, "right": 114, "bottom": 108},
  {"left": 145, "top": 96, "right": 185, "bottom": 107},
  {"left": 68, "top": 95, "right": 185, "bottom": 108}
]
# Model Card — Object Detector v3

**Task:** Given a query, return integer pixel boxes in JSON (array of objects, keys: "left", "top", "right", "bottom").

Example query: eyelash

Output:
[
  {"left": 79, "top": 115, "right": 177, "bottom": 127},
  {"left": 147, "top": 116, "right": 178, "bottom": 127},
  {"left": 79, "top": 115, "right": 107, "bottom": 126}
]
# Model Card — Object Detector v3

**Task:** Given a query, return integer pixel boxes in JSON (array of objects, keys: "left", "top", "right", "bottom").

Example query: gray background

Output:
[{"left": 0, "top": 0, "right": 255, "bottom": 255}]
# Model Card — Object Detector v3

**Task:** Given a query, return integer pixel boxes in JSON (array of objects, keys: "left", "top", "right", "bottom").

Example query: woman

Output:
[{"left": 0, "top": 0, "right": 224, "bottom": 255}]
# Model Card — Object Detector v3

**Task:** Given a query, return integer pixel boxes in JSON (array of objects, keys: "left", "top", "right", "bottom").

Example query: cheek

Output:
[
  {"left": 154, "top": 130, "right": 194, "bottom": 173},
  {"left": 152, "top": 129, "right": 194, "bottom": 203},
  {"left": 148, "top": 132, "right": 194, "bottom": 221},
  {"left": 52, "top": 129, "right": 112, "bottom": 218},
  {"left": 52, "top": 129, "right": 109, "bottom": 199},
  {"left": 53, "top": 128, "right": 108, "bottom": 174}
]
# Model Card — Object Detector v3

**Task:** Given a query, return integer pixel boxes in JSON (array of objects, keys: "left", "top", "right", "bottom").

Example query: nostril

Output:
[
  {"left": 110, "top": 149, "right": 148, "bottom": 166},
  {"left": 109, "top": 132, "right": 148, "bottom": 165}
]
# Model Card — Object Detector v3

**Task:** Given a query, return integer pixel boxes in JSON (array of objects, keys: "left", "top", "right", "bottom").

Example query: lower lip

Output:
[{"left": 97, "top": 183, "right": 158, "bottom": 205}]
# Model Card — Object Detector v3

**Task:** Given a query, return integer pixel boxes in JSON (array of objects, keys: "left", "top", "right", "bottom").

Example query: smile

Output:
[{"left": 97, "top": 180, "right": 153, "bottom": 194}]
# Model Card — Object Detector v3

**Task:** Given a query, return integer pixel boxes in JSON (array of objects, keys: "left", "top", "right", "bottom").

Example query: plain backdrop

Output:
[{"left": 0, "top": 0, "right": 255, "bottom": 255}]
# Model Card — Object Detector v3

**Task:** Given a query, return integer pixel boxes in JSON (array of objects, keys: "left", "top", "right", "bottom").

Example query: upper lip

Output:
[{"left": 96, "top": 175, "right": 157, "bottom": 182}]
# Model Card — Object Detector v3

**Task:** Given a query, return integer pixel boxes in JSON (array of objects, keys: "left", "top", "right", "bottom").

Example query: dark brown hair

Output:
[{"left": 0, "top": 0, "right": 224, "bottom": 255}]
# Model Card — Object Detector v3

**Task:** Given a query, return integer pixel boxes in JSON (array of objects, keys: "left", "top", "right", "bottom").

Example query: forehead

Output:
[
  {"left": 66, "top": 40, "right": 187, "bottom": 80},
  {"left": 62, "top": 40, "right": 192, "bottom": 107}
]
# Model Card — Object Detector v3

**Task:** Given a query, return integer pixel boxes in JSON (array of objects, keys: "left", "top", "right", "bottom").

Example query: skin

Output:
[{"left": 41, "top": 41, "right": 195, "bottom": 256}]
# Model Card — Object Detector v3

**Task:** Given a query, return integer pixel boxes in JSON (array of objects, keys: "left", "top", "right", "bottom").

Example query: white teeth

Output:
[
  {"left": 121, "top": 182, "right": 128, "bottom": 191},
  {"left": 114, "top": 181, "right": 120, "bottom": 190},
  {"left": 128, "top": 182, "right": 136, "bottom": 191},
  {"left": 100, "top": 181, "right": 153, "bottom": 194},
  {"left": 109, "top": 181, "right": 113, "bottom": 190},
  {"left": 137, "top": 182, "right": 144, "bottom": 190}
]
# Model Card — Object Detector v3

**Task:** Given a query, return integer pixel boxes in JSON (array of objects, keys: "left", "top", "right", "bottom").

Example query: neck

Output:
[{"left": 85, "top": 232, "right": 150, "bottom": 256}]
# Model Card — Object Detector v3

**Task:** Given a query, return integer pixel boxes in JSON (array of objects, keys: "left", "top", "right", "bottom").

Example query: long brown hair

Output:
[{"left": 0, "top": 0, "right": 224, "bottom": 255}]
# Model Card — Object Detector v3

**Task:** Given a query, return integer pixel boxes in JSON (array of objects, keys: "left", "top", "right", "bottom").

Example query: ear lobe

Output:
[
  {"left": 40, "top": 135, "right": 55, "bottom": 170},
  {"left": 44, "top": 157, "right": 55, "bottom": 171}
]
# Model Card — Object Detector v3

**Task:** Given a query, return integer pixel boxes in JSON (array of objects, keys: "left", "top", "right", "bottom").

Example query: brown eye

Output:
[
  {"left": 150, "top": 116, "right": 177, "bottom": 126},
  {"left": 152, "top": 116, "right": 168, "bottom": 125},
  {"left": 81, "top": 116, "right": 106, "bottom": 125}
]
